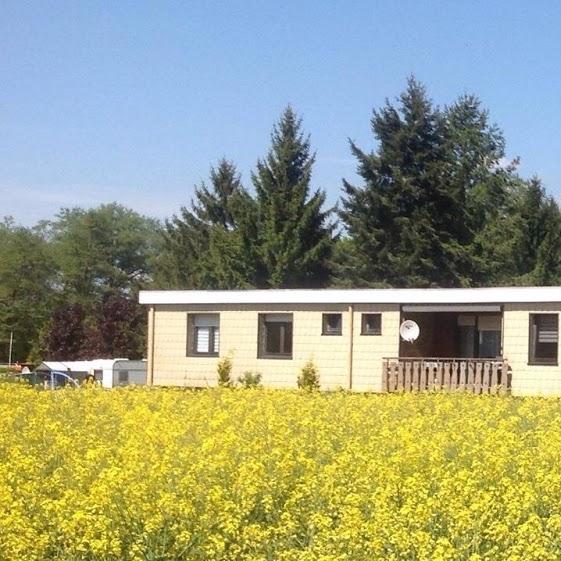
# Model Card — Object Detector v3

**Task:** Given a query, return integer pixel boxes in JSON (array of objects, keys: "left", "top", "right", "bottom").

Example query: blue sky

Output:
[{"left": 2, "top": 1, "right": 561, "bottom": 225}]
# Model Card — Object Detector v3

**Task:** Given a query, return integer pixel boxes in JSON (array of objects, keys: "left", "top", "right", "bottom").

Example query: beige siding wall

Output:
[
  {"left": 151, "top": 302, "right": 561, "bottom": 395},
  {"left": 351, "top": 304, "right": 401, "bottom": 391},
  {"left": 503, "top": 303, "right": 561, "bottom": 396},
  {"left": 151, "top": 304, "right": 401, "bottom": 390}
]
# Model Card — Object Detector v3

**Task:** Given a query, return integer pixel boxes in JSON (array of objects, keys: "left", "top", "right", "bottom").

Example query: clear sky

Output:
[{"left": 2, "top": 1, "right": 561, "bottom": 225}]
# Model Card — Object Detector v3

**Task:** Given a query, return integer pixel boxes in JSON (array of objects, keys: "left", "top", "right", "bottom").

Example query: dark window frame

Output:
[
  {"left": 529, "top": 313, "right": 559, "bottom": 366},
  {"left": 361, "top": 313, "right": 382, "bottom": 336},
  {"left": 258, "top": 313, "right": 293, "bottom": 359},
  {"left": 187, "top": 314, "right": 220, "bottom": 357},
  {"left": 322, "top": 313, "right": 343, "bottom": 336}
]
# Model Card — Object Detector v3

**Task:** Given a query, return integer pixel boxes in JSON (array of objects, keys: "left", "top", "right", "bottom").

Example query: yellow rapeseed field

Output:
[{"left": 2, "top": 384, "right": 561, "bottom": 561}]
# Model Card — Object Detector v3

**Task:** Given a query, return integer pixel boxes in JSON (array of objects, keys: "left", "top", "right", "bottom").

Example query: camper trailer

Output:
[{"left": 36, "top": 359, "right": 147, "bottom": 388}]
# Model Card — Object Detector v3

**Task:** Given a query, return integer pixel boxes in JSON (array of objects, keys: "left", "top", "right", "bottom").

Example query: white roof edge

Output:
[{"left": 139, "top": 287, "right": 561, "bottom": 305}]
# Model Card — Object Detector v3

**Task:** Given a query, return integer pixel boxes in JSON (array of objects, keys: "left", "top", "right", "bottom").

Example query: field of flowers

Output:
[{"left": 2, "top": 384, "right": 561, "bottom": 561}]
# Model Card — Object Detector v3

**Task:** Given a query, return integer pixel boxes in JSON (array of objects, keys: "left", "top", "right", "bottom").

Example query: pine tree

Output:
[
  {"left": 159, "top": 159, "right": 257, "bottom": 288},
  {"left": 444, "top": 94, "right": 522, "bottom": 285},
  {"left": 252, "top": 106, "right": 336, "bottom": 287},
  {"left": 514, "top": 180, "right": 561, "bottom": 285},
  {"left": 339, "top": 78, "right": 470, "bottom": 287}
]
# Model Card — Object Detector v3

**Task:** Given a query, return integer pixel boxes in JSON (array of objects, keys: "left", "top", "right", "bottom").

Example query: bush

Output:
[
  {"left": 297, "top": 359, "right": 320, "bottom": 390},
  {"left": 238, "top": 371, "right": 262, "bottom": 388},
  {"left": 216, "top": 353, "right": 233, "bottom": 387}
]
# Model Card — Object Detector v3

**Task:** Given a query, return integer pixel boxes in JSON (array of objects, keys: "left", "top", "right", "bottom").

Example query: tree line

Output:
[{"left": 2, "top": 78, "right": 560, "bottom": 363}]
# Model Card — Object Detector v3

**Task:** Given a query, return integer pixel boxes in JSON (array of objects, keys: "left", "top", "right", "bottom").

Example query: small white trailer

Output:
[{"left": 36, "top": 359, "right": 147, "bottom": 388}]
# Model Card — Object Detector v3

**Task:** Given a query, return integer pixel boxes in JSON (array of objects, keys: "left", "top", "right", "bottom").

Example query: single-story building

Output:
[
  {"left": 139, "top": 287, "right": 561, "bottom": 396},
  {"left": 36, "top": 359, "right": 147, "bottom": 388}
]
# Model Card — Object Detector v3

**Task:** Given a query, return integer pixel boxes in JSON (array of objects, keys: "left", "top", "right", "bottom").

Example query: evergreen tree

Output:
[
  {"left": 252, "top": 106, "right": 336, "bottom": 287},
  {"left": 533, "top": 224, "right": 561, "bottom": 286},
  {"left": 444, "top": 95, "right": 523, "bottom": 285},
  {"left": 513, "top": 179, "right": 561, "bottom": 285},
  {"left": 159, "top": 159, "right": 257, "bottom": 289},
  {"left": 340, "top": 78, "right": 470, "bottom": 287}
]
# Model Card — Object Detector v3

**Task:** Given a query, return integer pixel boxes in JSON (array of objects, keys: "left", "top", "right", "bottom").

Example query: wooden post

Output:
[
  {"left": 467, "top": 362, "right": 475, "bottom": 392},
  {"left": 499, "top": 359, "right": 509, "bottom": 395},
  {"left": 408, "top": 361, "right": 421, "bottom": 391},
  {"left": 483, "top": 362, "right": 491, "bottom": 394},
  {"left": 443, "top": 362, "right": 451, "bottom": 390},
  {"left": 419, "top": 361, "right": 427, "bottom": 390},
  {"left": 474, "top": 362, "right": 483, "bottom": 394},
  {"left": 451, "top": 362, "right": 458, "bottom": 390},
  {"left": 436, "top": 362, "right": 444, "bottom": 389},
  {"left": 146, "top": 305, "right": 155, "bottom": 386},
  {"left": 397, "top": 361, "right": 404, "bottom": 391},
  {"left": 389, "top": 361, "right": 396, "bottom": 391},
  {"left": 459, "top": 362, "right": 467, "bottom": 390},
  {"left": 405, "top": 360, "right": 412, "bottom": 391},
  {"left": 490, "top": 362, "right": 499, "bottom": 393}
]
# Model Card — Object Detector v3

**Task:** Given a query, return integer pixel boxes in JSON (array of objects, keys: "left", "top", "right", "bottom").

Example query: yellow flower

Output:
[{"left": 3, "top": 384, "right": 561, "bottom": 560}]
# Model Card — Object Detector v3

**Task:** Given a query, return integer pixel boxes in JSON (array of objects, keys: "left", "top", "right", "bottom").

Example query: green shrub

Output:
[
  {"left": 217, "top": 353, "right": 233, "bottom": 387},
  {"left": 238, "top": 371, "right": 262, "bottom": 388},
  {"left": 297, "top": 360, "right": 320, "bottom": 391}
]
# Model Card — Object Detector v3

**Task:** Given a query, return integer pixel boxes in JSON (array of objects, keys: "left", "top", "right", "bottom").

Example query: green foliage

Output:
[
  {"left": 46, "top": 203, "right": 162, "bottom": 301},
  {"left": 238, "top": 371, "right": 262, "bottom": 388},
  {"left": 158, "top": 109, "right": 337, "bottom": 290},
  {"left": 217, "top": 353, "right": 233, "bottom": 387},
  {"left": 297, "top": 359, "right": 320, "bottom": 391},
  {"left": 0, "top": 204, "right": 159, "bottom": 364},
  {"left": 0, "top": 219, "right": 55, "bottom": 362},
  {"left": 339, "top": 77, "right": 561, "bottom": 287},
  {"left": 2, "top": 80, "right": 561, "bottom": 369},
  {"left": 340, "top": 78, "right": 472, "bottom": 287},
  {"left": 158, "top": 159, "right": 257, "bottom": 289},
  {"left": 252, "top": 106, "right": 337, "bottom": 287}
]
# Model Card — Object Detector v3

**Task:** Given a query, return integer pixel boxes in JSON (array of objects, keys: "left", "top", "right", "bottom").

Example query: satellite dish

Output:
[{"left": 400, "top": 320, "right": 420, "bottom": 343}]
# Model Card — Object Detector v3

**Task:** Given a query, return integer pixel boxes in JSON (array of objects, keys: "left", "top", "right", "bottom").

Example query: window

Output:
[
  {"left": 361, "top": 313, "right": 382, "bottom": 335},
  {"left": 529, "top": 314, "right": 558, "bottom": 365},
  {"left": 322, "top": 313, "right": 342, "bottom": 335},
  {"left": 187, "top": 314, "right": 220, "bottom": 356},
  {"left": 258, "top": 314, "right": 293, "bottom": 359},
  {"left": 118, "top": 370, "right": 129, "bottom": 385},
  {"left": 477, "top": 314, "right": 502, "bottom": 358},
  {"left": 479, "top": 331, "right": 501, "bottom": 358}
]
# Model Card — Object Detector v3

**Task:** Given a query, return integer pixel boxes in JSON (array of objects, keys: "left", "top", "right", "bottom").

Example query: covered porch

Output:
[{"left": 383, "top": 304, "right": 510, "bottom": 393}]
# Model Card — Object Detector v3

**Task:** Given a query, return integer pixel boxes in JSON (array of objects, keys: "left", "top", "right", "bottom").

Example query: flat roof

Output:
[
  {"left": 139, "top": 286, "right": 561, "bottom": 305},
  {"left": 38, "top": 359, "right": 130, "bottom": 371}
]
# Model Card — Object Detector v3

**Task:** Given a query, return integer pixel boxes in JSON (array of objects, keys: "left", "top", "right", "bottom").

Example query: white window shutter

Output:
[
  {"left": 196, "top": 327, "right": 211, "bottom": 353},
  {"left": 214, "top": 328, "right": 220, "bottom": 353},
  {"left": 538, "top": 316, "right": 558, "bottom": 343}
]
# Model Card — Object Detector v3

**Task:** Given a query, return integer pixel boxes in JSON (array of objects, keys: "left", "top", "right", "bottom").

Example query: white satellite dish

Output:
[{"left": 400, "top": 320, "right": 420, "bottom": 343}]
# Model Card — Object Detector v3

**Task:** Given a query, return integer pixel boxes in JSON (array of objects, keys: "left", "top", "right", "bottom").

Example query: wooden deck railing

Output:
[{"left": 382, "top": 357, "right": 510, "bottom": 394}]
